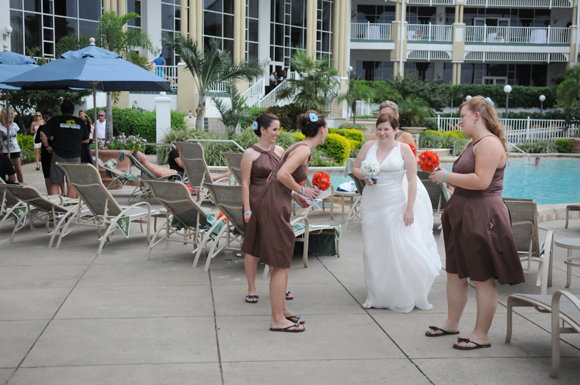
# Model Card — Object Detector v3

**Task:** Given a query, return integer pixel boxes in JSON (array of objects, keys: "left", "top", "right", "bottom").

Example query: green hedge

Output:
[
  {"left": 338, "top": 123, "right": 367, "bottom": 131},
  {"left": 554, "top": 139, "right": 574, "bottom": 153},
  {"left": 322, "top": 133, "right": 350, "bottom": 165},
  {"left": 16, "top": 134, "right": 34, "bottom": 151},
  {"left": 419, "top": 130, "right": 468, "bottom": 149},
  {"left": 449, "top": 84, "right": 556, "bottom": 109}
]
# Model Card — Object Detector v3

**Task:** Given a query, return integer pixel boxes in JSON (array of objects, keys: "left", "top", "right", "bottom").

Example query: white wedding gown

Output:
[{"left": 360, "top": 142, "right": 441, "bottom": 313}]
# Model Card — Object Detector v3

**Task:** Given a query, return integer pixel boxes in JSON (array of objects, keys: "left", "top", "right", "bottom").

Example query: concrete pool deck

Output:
[{"left": 1, "top": 161, "right": 580, "bottom": 385}]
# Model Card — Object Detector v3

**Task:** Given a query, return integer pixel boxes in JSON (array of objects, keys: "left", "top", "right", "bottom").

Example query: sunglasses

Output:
[
  {"left": 98, "top": 114, "right": 104, "bottom": 117},
  {"left": 36, "top": 115, "right": 41, "bottom": 117}
]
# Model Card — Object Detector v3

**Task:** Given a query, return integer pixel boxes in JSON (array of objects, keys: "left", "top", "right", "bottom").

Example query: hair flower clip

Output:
[
  {"left": 252, "top": 121, "right": 258, "bottom": 130},
  {"left": 485, "top": 97, "right": 495, "bottom": 106},
  {"left": 309, "top": 112, "right": 318, "bottom": 122}
]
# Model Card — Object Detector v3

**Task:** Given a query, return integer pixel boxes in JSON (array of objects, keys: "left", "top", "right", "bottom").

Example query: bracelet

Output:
[
  {"left": 244, "top": 211, "right": 252, "bottom": 215},
  {"left": 444, "top": 171, "right": 449, "bottom": 183},
  {"left": 301, "top": 186, "right": 305, "bottom": 196}
]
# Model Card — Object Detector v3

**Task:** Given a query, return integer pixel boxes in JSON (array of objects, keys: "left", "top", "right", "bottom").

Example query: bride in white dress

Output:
[{"left": 353, "top": 114, "right": 441, "bottom": 313}]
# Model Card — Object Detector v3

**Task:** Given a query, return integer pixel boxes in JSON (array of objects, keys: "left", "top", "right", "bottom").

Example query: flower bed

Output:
[{"left": 92, "top": 133, "right": 147, "bottom": 152}]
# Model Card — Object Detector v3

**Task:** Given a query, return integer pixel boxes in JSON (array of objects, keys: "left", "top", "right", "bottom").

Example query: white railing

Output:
[
  {"left": 465, "top": 26, "right": 569, "bottom": 44},
  {"left": 258, "top": 71, "right": 297, "bottom": 108},
  {"left": 241, "top": 77, "right": 265, "bottom": 107},
  {"left": 407, "top": 24, "right": 453, "bottom": 42},
  {"left": 465, "top": 0, "right": 572, "bottom": 7},
  {"left": 350, "top": 23, "right": 392, "bottom": 41},
  {"left": 431, "top": 116, "right": 578, "bottom": 143},
  {"left": 406, "top": 0, "right": 455, "bottom": 4},
  {"left": 209, "top": 79, "right": 229, "bottom": 94},
  {"left": 33, "top": 56, "right": 56, "bottom": 63},
  {"left": 153, "top": 64, "right": 178, "bottom": 90},
  {"left": 349, "top": 101, "right": 380, "bottom": 118}
]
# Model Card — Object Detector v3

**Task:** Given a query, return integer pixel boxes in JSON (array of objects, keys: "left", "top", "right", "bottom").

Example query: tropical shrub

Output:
[
  {"left": 442, "top": 130, "right": 469, "bottom": 148},
  {"left": 418, "top": 130, "right": 444, "bottom": 149},
  {"left": 338, "top": 123, "right": 367, "bottom": 131},
  {"left": 322, "top": 133, "right": 350, "bottom": 165},
  {"left": 292, "top": 132, "right": 305, "bottom": 141},
  {"left": 512, "top": 142, "right": 549, "bottom": 154},
  {"left": 554, "top": 139, "right": 574, "bottom": 153},
  {"left": 20, "top": 149, "right": 35, "bottom": 163},
  {"left": 239, "top": 107, "right": 265, "bottom": 129},
  {"left": 309, "top": 149, "right": 339, "bottom": 167},
  {"left": 92, "top": 133, "right": 147, "bottom": 152},
  {"left": 450, "top": 84, "right": 555, "bottom": 109},
  {"left": 329, "top": 128, "right": 364, "bottom": 143},
  {"left": 16, "top": 134, "right": 34, "bottom": 151}
]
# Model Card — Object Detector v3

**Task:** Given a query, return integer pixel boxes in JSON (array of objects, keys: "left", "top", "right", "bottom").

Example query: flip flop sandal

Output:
[
  {"left": 285, "top": 314, "right": 305, "bottom": 324},
  {"left": 425, "top": 326, "right": 460, "bottom": 337},
  {"left": 270, "top": 321, "right": 305, "bottom": 333},
  {"left": 452, "top": 337, "right": 491, "bottom": 350},
  {"left": 245, "top": 294, "right": 259, "bottom": 304},
  {"left": 285, "top": 290, "right": 294, "bottom": 300}
]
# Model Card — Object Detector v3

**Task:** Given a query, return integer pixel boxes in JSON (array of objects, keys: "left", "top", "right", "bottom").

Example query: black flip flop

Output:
[
  {"left": 270, "top": 322, "right": 304, "bottom": 333},
  {"left": 452, "top": 337, "right": 491, "bottom": 350},
  {"left": 285, "top": 290, "right": 294, "bottom": 300},
  {"left": 245, "top": 294, "right": 259, "bottom": 304},
  {"left": 425, "top": 326, "right": 460, "bottom": 337},
  {"left": 285, "top": 314, "right": 305, "bottom": 324}
]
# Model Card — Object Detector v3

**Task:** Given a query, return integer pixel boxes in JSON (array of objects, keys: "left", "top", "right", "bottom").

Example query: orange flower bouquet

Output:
[
  {"left": 312, "top": 171, "right": 331, "bottom": 191},
  {"left": 408, "top": 143, "right": 417, "bottom": 157},
  {"left": 418, "top": 150, "right": 440, "bottom": 172}
]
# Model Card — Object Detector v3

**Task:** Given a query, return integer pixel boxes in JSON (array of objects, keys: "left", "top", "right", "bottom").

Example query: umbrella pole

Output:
[
  {"left": 92, "top": 83, "right": 98, "bottom": 166},
  {"left": 5, "top": 94, "right": 10, "bottom": 158}
]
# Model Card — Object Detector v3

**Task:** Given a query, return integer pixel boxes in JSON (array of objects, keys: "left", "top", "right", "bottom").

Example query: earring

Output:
[{"left": 474, "top": 120, "right": 477, "bottom": 129}]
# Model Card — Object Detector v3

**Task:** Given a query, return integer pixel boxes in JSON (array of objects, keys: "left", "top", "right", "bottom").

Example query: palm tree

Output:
[
  {"left": 164, "top": 36, "right": 263, "bottom": 130},
  {"left": 557, "top": 64, "right": 580, "bottom": 108},
  {"left": 336, "top": 80, "right": 376, "bottom": 124},
  {"left": 97, "top": 11, "right": 153, "bottom": 140},
  {"left": 276, "top": 50, "right": 340, "bottom": 112},
  {"left": 212, "top": 80, "right": 250, "bottom": 139},
  {"left": 398, "top": 96, "right": 431, "bottom": 127}
]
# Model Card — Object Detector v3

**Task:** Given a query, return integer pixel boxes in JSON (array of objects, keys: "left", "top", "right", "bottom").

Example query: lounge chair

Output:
[
  {"left": 0, "top": 179, "right": 25, "bottom": 229},
  {"left": 178, "top": 142, "right": 230, "bottom": 202},
  {"left": 221, "top": 152, "right": 243, "bottom": 185},
  {"left": 118, "top": 150, "right": 181, "bottom": 202},
  {"left": 2, "top": 183, "right": 78, "bottom": 245},
  {"left": 96, "top": 158, "right": 140, "bottom": 190},
  {"left": 141, "top": 179, "right": 225, "bottom": 267},
  {"left": 54, "top": 162, "right": 153, "bottom": 256},
  {"left": 344, "top": 173, "right": 365, "bottom": 230},
  {"left": 418, "top": 171, "right": 447, "bottom": 217},
  {"left": 504, "top": 198, "right": 541, "bottom": 273},
  {"left": 565, "top": 204, "right": 580, "bottom": 229},
  {"left": 505, "top": 231, "right": 580, "bottom": 378},
  {"left": 203, "top": 183, "right": 313, "bottom": 273}
]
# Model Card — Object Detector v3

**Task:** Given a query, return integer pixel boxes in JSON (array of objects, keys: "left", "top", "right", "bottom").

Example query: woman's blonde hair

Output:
[
  {"left": 459, "top": 96, "right": 507, "bottom": 152},
  {"left": 0, "top": 108, "right": 14, "bottom": 126}
]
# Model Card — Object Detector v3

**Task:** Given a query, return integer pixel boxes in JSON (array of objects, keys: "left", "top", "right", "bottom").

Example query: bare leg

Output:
[
  {"left": 245, "top": 254, "right": 258, "bottom": 302},
  {"left": 269, "top": 266, "right": 304, "bottom": 331},
  {"left": 66, "top": 183, "right": 77, "bottom": 199},
  {"left": 455, "top": 278, "right": 496, "bottom": 348},
  {"left": 35, "top": 148, "right": 40, "bottom": 167},
  {"left": 426, "top": 272, "right": 468, "bottom": 335},
  {"left": 12, "top": 158, "right": 23, "bottom": 184},
  {"left": 44, "top": 178, "right": 51, "bottom": 194},
  {"left": 49, "top": 182, "right": 60, "bottom": 196}
]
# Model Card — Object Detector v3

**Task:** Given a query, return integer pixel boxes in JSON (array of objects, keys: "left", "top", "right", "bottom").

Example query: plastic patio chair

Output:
[
  {"left": 344, "top": 173, "right": 364, "bottom": 230},
  {"left": 505, "top": 230, "right": 580, "bottom": 378},
  {"left": 96, "top": 158, "right": 140, "bottom": 190},
  {"left": 565, "top": 204, "right": 580, "bottom": 229},
  {"left": 503, "top": 198, "right": 541, "bottom": 273},
  {"left": 203, "top": 182, "right": 313, "bottom": 273},
  {"left": 221, "top": 151, "right": 243, "bottom": 185},
  {"left": 142, "top": 179, "right": 225, "bottom": 267},
  {"left": 55, "top": 162, "right": 154, "bottom": 256},
  {"left": 0, "top": 179, "right": 25, "bottom": 229},
  {"left": 2, "top": 183, "right": 79, "bottom": 245}
]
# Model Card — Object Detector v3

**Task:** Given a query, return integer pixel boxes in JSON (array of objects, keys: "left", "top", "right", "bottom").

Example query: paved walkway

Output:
[{"left": 1, "top": 162, "right": 579, "bottom": 384}]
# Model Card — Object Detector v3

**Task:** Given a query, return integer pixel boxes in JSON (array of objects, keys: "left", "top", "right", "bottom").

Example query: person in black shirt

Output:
[
  {"left": 168, "top": 138, "right": 185, "bottom": 178},
  {"left": 40, "top": 101, "right": 89, "bottom": 198},
  {"left": 0, "top": 152, "right": 16, "bottom": 184},
  {"left": 35, "top": 110, "right": 56, "bottom": 194}
]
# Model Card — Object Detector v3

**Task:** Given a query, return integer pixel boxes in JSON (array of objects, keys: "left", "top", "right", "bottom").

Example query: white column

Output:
[
  {"left": 155, "top": 92, "right": 172, "bottom": 143},
  {"left": 1, "top": 0, "right": 11, "bottom": 52},
  {"left": 141, "top": 0, "right": 162, "bottom": 61}
]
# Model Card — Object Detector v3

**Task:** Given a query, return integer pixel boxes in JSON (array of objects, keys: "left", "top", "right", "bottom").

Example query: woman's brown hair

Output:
[
  {"left": 375, "top": 113, "right": 399, "bottom": 130},
  {"left": 459, "top": 96, "right": 507, "bottom": 152},
  {"left": 79, "top": 110, "right": 93, "bottom": 126}
]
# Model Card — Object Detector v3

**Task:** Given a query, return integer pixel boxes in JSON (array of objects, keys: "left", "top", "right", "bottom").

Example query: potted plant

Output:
[
  {"left": 92, "top": 133, "right": 147, "bottom": 187},
  {"left": 398, "top": 96, "right": 432, "bottom": 136}
]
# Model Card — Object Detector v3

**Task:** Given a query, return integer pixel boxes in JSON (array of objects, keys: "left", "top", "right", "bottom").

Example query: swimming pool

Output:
[{"left": 321, "top": 157, "right": 580, "bottom": 206}]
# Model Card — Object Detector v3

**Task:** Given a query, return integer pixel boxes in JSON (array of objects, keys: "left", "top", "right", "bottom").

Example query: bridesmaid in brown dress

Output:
[
  {"left": 240, "top": 113, "right": 308, "bottom": 304},
  {"left": 427, "top": 96, "right": 524, "bottom": 349},
  {"left": 242, "top": 110, "right": 328, "bottom": 332}
]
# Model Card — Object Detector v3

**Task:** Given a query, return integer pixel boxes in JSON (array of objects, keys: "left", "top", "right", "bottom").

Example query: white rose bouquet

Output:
[{"left": 360, "top": 159, "right": 381, "bottom": 185}]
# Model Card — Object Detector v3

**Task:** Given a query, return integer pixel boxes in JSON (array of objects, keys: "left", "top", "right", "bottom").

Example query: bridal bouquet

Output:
[
  {"left": 312, "top": 172, "right": 331, "bottom": 191},
  {"left": 418, "top": 150, "right": 440, "bottom": 172},
  {"left": 408, "top": 143, "right": 417, "bottom": 157},
  {"left": 360, "top": 159, "right": 381, "bottom": 185}
]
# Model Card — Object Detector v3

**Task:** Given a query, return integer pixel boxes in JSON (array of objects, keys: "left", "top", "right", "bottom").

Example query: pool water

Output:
[{"left": 321, "top": 158, "right": 580, "bottom": 206}]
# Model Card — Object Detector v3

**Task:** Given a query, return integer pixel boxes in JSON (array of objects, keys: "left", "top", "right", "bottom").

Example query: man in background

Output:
[{"left": 95, "top": 110, "right": 106, "bottom": 140}]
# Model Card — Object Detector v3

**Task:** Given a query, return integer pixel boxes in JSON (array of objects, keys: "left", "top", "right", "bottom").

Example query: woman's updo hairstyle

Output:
[
  {"left": 375, "top": 113, "right": 399, "bottom": 130},
  {"left": 297, "top": 110, "right": 326, "bottom": 137},
  {"left": 459, "top": 96, "right": 507, "bottom": 152},
  {"left": 252, "top": 113, "right": 279, "bottom": 137}
]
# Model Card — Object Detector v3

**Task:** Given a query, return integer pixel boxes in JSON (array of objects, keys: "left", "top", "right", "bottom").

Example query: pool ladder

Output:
[{"left": 507, "top": 141, "right": 532, "bottom": 162}]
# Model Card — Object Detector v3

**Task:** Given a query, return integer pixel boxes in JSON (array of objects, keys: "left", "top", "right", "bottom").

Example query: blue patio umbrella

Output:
[
  {"left": 5, "top": 40, "right": 171, "bottom": 161},
  {"left": 0, "top": 50, "right": 39, "bottom": 155}
]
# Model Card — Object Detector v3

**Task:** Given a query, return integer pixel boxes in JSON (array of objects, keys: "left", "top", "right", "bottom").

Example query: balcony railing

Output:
[
  {"left": 407, "top": 24, "right": 453, "bottom": 42},
  {"left": 153, "top": 64, "right": 178, "bottom": 91},
  {"left": 465, "top": 0, "right": 572, "bottom": 7},
  {"left": 406, "top": 0, "right": 455, "bottom": 5},
  {"left": 465, "top": 26, "right": 569, "bottom": 44},
  {"left": 351, "top": 23, "right": 392, "bottom": 41}
]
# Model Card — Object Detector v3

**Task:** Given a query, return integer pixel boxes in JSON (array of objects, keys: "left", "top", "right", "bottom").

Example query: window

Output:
[
  {"left": 270, "top": 0, "right": 307, "bottom": 68},
  {"left": 316, "top": 0, "right": 332, "bottom": 59},
  {"left": 357, "top": 61, "right": 393, "bottom": 81},
  {"left": 162, "top": 0, "right": 181, "bottom": 65},
  {"left": 355, "top": 4, "right": 396, "bottom": 23},
  {"left": 203, "top": 0, "right": 235, "bottom": 55},
  {"left": 246, "top": 0, "right": 259, "bottom": 60}
]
